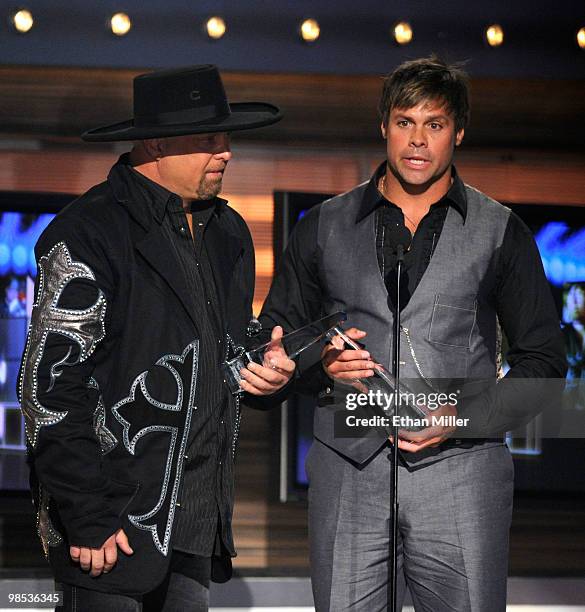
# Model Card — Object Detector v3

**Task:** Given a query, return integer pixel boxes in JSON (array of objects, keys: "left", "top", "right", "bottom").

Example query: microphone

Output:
[{"left": 385, "top": 224, "right": 412, "bottom": 262}]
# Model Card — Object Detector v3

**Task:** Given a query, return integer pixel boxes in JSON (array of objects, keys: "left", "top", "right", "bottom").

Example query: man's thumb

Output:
[
  {"left": 270, "top": 325, "right": 284, "bottom": 341},
  {"left": 115, "top": 529, "right": 134, "bottom": 555}
]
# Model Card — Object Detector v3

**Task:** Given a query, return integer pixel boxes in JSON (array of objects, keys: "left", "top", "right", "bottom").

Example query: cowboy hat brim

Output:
[{"left": 81, "top": 102, "right": 282, "bottom": 142}]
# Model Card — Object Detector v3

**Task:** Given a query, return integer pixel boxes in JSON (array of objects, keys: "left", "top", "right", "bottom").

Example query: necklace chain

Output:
[{"left": 380, "top": 174, "right": 418, "bottom": 229}]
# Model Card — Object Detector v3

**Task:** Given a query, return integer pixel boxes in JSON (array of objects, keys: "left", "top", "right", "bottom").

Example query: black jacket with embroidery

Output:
[{"left": 17, "top": 161, "right": 256, "bottom": 594}]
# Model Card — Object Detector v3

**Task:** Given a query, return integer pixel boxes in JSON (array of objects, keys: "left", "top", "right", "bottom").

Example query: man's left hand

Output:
[
  {"left": 239, "top": 326, "right": 296, "bottom": 396},
  {"left": 391, "top": 403, "right": 458, "bottom": 453}
]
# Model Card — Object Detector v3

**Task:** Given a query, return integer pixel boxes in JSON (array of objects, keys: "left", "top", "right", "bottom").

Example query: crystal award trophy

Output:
[
  {"left": 326, "top": 325, "right": 430, "bottom": 430},
  {"left": 223, "top": 311, "right": 348, "bottom": 394}
]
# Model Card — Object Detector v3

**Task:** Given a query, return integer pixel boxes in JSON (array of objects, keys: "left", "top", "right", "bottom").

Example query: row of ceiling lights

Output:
[{"left": 9, "top": 10, "right": 585, "bottom": 50}]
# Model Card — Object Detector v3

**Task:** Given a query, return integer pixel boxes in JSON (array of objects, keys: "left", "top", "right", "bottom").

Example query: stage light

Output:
[
  {"left": 110, "top": 12, "right": 131, "bottom": 36},
  {"left": 485, "top": 24, "right": 504, "bottom": 47},
  {"left": 206, "top": 16, "right": 226, "bottom": 40},
  {"left": 393, "top": 22, "right": 413, "bottom": 45},
  {"left": 577, "top": 27, "right": 585, "bottom": 50},
  {"left": 300, "top": 18, "right": 320, "bottom": 43},
  {"left": 11, "top": 9, "right": 34, "bottom": 33}
]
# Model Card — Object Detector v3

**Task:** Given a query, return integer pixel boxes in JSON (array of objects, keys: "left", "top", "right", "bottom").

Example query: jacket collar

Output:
[{"left": 108, "top": 154, "right": 227, "bottom": 229}]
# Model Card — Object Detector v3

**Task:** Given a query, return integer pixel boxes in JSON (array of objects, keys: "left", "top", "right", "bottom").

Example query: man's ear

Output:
[
  {"left": 455, "top": 128, "right": 465, "bottom": 147},
  {"left": 381, "top": 122, "right": 388, "bottom": 139}
]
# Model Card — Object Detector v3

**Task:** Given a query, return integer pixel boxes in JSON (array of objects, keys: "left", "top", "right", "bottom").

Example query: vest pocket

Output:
[{"left": 428, "top": 293, "right": 477, "bottom": 349}]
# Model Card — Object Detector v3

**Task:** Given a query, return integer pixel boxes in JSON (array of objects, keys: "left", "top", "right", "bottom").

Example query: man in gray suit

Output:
[{"left": 258, "top": 56, "right": 566, "bottom": 611}]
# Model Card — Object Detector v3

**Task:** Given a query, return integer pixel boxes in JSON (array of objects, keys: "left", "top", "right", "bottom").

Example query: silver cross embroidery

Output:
[
  {"left": 111, "top": 341, "right": 199, "bottom": 556},
  {"left": 19, "top": 241, "right": 107, "bottom": 448}
]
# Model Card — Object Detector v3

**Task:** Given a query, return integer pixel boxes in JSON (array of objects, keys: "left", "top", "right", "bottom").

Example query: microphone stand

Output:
[{"left": 389, "top": 244, "right": 405, "bottom": 612}]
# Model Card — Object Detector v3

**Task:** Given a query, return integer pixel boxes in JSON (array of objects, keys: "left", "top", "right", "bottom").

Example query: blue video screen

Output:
[
  {"left": 535, "top": 221, "right": 585, "bottom": 287},
  {"left": 0, "top": 211, "right": 55, "bottom": 489},
  {"left": 534, "top": 221, "right": 585, "bottom": 418}
]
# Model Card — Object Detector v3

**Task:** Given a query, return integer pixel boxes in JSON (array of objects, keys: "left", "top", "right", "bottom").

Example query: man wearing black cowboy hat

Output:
[{"left": 18, "top": 64, "right": 293, "bottom": 611}]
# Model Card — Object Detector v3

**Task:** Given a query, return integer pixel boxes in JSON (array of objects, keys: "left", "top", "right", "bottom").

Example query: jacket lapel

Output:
[{"left": 135, "top": 224, "right": 200, "bottom": 332}]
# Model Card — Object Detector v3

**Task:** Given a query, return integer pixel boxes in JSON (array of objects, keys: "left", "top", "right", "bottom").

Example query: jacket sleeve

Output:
[
  {"left": 254, "top": 204, "right": 332, "bottom": 405},
  {"left": 18, "top": 221, "right": 124, "bottom": 548}
]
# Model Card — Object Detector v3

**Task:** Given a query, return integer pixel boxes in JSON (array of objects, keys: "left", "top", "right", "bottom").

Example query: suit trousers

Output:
[{"left": 306, "top": 440, "right": 514, "bottom": 612}]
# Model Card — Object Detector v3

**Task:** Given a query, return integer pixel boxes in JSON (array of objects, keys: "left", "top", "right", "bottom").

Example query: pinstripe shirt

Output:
[{"left": 128, "top": 163, "right": 235, "bottom": 557}]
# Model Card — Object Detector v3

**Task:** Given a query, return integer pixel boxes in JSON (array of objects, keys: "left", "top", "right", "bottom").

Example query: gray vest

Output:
[{"left": 315, "top": 182, "right": 511, "bottom": 464}]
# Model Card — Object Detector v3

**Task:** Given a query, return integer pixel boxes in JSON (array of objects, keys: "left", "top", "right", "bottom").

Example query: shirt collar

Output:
[
  {"left": 355, "top": 161, "right": 468, "bottom": 223},
  {"left": 108, "top": 153, "right": 226, "bottom": 227}
]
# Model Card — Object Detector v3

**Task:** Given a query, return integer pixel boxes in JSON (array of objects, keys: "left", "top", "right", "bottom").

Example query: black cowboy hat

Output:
[{"left": 82, "top": 64, "right": 282, "bottom": 142}]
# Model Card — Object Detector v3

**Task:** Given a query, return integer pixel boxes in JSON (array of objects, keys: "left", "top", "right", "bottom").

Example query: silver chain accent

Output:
[
  {"left": 495, "top": 317, "right": 505, "bottom": 379},
  {"left": 232, "top": 393, "right": 241, "bottom": 462},
  {"left": 400, "top": 326, "right": 438, "bottom": 392},
  {"left": 225, "top": 333, "right": 243, "bottom": 461}
]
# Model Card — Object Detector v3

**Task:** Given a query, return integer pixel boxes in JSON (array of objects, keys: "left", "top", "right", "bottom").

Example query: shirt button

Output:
[
  {"left": 220, "top": 420, "right": 225, "bottom": 425},
  {"left": 180, "top": 226, "right": 186, "bottom": 233},
  {"left": 192, "top": 405, "right": 197, "bottom": 410}
]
